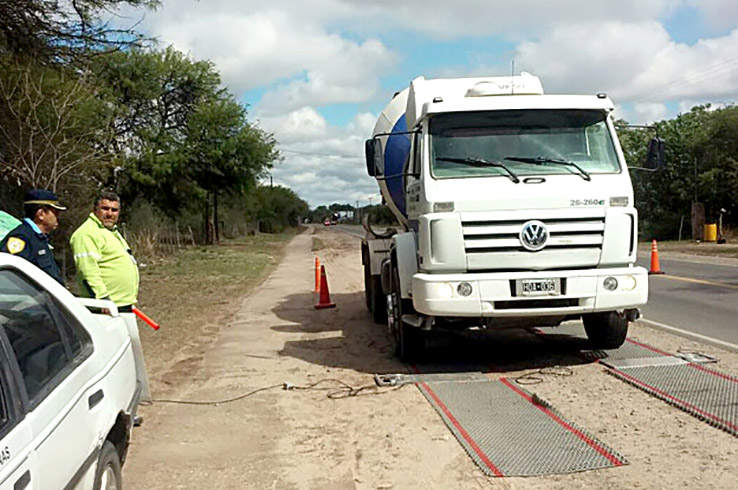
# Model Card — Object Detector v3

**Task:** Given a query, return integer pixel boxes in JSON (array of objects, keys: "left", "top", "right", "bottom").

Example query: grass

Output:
[
  {"left": 135, "top": 228, "right": 302, "bottom": 391},
  {"left": 312, "top": 237, "right": 325, "bottom": 251},
  {"left": 639, "top": 239, "right": 738, "bottom": 258}
]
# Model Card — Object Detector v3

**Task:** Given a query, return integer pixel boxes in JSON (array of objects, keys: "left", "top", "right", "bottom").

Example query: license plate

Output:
[{"left": 518, "top": 278, "right": 560, "bottom": 296}]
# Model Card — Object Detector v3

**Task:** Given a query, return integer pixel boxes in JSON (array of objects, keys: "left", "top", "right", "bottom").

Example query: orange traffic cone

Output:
[
  {"left": 649, "top": 239, "right": 664, "bottom": 275},
  {"left": 315, "top": 265, "right": 336, "bottom": 309},
  {"left": 314, "top": 257, "right": 321, "bottom": 292}
]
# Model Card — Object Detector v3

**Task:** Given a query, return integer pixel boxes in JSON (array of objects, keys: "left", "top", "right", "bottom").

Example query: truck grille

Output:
[{"left": 461, "top": 213, "right": 605, "bottom": 271}]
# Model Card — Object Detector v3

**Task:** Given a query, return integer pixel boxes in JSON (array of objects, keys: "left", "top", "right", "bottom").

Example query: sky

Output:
[{"left": 117, "top": 0, "right": 738, "bottom": 208}]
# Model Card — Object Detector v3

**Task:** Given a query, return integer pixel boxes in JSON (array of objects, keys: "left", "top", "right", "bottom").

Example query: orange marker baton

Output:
[{"left": 132, "top": 306, "right": 160, "bottom": 330}]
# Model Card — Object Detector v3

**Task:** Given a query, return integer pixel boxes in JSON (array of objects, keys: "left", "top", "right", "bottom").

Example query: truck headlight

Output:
[
  {"left": 622, "top": 275, "right": 637, "bottom": 291},
  {"left": 457, "top": 282, "right": 473, "bottom": 297},
  {"left": 603, "top": 277, "right": 618, "bottom": 291}
]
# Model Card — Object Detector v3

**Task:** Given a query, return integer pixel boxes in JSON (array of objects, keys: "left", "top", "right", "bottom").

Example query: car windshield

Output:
[{"left": 430, "top": 109, "right": 621, "bottom": 179}]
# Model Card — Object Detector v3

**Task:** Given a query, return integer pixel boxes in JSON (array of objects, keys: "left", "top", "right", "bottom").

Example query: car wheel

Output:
[
  {"left": 583, "top": 311, "right": 628, "bottom": 349},
  {"left": 94, "top": 441, "right": 122, "bottom": 490}
]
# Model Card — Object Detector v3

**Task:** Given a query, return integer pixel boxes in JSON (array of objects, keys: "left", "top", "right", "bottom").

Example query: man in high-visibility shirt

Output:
[{"left": 70, "top": 190, "right": 151, "bottom": 411}]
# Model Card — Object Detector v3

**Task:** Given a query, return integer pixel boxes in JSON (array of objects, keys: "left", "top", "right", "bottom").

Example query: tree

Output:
[
  {"left": 94, "top": 47, "right": 280, "bottom": 242},
  {"left": 247, "top": 185, "right": 309, "bottom": 233},
  {"left": 0, "top": 57, "right": 113, "bottom": 192},
  {"left": 0, "top": 0, "right": 158, "bottom": 64},
  {"left": 619, "top": 105, "right": 738, "bottom": 239}
]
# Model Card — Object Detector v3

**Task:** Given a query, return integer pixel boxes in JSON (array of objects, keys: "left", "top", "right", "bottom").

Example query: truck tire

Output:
[
  {"left": 93, "top": 441, "right": 122, "bottom": 490},
  {"left": 583, "top": 311, "right": 628, "bottom": 349},
  {"left": 371, "top": 275, "right": 388, "bottom": 324},
  {"left": 389, "top": 264, "right": 425, "bottom": 361},
  {"left": 363, "top": 260, "right": 372, "bottom": 310}
]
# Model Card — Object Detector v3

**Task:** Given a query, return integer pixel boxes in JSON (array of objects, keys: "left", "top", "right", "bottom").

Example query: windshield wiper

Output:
[
  {"left": 436, "top": 157, "right": 520, "bottom": 183},
  {"left": 504, "top": 156, "right": 591, "bottom": 181}
]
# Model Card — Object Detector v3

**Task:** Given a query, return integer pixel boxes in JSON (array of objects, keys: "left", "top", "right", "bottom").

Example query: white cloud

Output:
[
  {"left": 135, "top": 4, "right": 396, "bottom": 111},
  {"left": 686, "top": 0, "right": 738, "bottom": 31},
  {"left": 263, "top": 111, "right": 379, "bottom": 206},
  {"left": 331, "top": 0, "right": 675, "bottom": 39},
  {"left": 255, "top": 37, "right": 395, "bottom": 115},
  {"left": 620, "top": 103, "right": 670, "bottom": 125},
  {"left": 513, "top": 22, "right": 738, "bottom": 105},
  {"left": 260, "top": 107, "right": 328, "bottom": 144}
]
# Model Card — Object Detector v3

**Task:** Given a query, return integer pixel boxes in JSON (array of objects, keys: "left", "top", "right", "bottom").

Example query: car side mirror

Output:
[
  {"left": 645, "top": 137, "right": 665, "bottom": 170},
  {"left": 365, "top": 138, "right": 383, "bottom": 176}
]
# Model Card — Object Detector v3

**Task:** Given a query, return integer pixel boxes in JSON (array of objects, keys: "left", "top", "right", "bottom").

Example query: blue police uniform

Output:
[
  {"left": 0, "top": 189, "right": 66, "bottom": 285},
  {"left": 1, "top": 219, "right": 65, "bottom": 285}
]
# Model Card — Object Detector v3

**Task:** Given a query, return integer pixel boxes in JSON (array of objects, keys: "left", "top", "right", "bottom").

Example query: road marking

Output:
[
  {"left": 654, "top": 273, "right": 738, "bottom": 291},
  {"left": 639, "top": 318, "right": 738, "bottom": 353}
]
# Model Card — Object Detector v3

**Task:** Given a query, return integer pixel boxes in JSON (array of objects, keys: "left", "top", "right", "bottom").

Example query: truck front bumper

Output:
[{"left": 411, "top": 266, "right": 648, "bottom": 317}]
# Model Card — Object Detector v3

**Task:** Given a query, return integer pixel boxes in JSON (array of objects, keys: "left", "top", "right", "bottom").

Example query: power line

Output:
[
  {"left": 280, "top": 148, "right": 364, "bottom": 160},
  {"left": 629, "top": 57, "right": 738, "bottom": 103}
]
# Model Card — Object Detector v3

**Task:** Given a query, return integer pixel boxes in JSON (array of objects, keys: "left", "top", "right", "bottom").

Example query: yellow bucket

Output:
[{"left": 704, "top": 223, "right": 717, "bottom": 242}]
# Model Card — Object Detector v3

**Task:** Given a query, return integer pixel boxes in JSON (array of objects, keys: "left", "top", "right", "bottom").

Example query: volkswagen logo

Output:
[{"left": 520, "top": 220, "right": 548, "bottom": 251}]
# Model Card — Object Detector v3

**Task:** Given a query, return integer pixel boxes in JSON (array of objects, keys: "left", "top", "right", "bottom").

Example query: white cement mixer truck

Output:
[{"left": 362, "top": 73, "right": 664, "bottom": 360}]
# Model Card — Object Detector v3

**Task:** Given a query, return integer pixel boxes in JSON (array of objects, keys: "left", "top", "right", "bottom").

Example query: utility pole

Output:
[{"left": 691, "top": 156, "right": 704, "bottom": 241}]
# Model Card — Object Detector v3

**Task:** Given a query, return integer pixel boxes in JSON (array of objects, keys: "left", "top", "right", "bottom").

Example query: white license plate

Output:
[{"left": 518, "top": 278, "right": 560, "bottom": 296}]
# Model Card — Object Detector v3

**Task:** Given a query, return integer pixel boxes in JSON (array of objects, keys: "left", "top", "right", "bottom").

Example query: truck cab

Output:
[{"left": 364, "top": 74, "right": 663, "bottom": 360}]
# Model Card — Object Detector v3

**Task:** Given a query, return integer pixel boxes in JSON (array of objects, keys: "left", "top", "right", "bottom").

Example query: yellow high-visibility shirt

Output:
[{"left": 70, "top": 213, "right": 139, "bottom": 306}]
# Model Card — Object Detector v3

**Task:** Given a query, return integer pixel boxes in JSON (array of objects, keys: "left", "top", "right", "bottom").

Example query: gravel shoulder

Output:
[{"left": 124, "top": 228, "right": 738, "bottom": 489}]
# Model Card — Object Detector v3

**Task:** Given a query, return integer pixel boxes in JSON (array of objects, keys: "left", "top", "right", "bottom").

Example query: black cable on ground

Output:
[
  {"left": 151, "top": 378, "right": 406, "bottom": 406},
  {"left": 153, "top": 384, "right": 284, "bottom": 406},
  {"left": 290, "top": 378, "right": 407, "bottom": 399}
]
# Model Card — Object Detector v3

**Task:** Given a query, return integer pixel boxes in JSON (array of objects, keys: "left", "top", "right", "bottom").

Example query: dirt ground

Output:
[{"left": 124, "top": 227, "right": 738, "bottom": 489}]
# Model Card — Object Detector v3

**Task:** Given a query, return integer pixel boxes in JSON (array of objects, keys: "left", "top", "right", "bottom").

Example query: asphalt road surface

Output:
[{"left": 636, "top": 256, "right": 738, "bottom": 347}]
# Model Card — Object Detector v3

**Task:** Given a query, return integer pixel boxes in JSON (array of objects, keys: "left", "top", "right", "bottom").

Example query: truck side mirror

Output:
[
  {"left": 365, "top": 138, "right": 383, "bottom": 176},
  {"left": 645, "top": 137, "right": 665, "bottom": 170}
]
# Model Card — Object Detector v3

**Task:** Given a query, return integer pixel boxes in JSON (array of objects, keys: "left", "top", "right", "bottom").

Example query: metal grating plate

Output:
[
  {"left": 581, "top": 338, "right": 670, "bottom": 363},
  {"left": 608, "top": 363, "right": 738, "bottom": 437},
  {"left": 417, "top": 378, "right": 627, "bottom": 477}
]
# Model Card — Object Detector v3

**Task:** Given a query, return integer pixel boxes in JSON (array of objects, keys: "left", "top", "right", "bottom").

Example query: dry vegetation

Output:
[{"left": 135, "top": 228, "right": 302, "bottom": 395}]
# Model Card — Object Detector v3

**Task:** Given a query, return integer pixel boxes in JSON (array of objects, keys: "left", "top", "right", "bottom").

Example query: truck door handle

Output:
[
  {"left": 14, "top": 470, "right": 30, "bottom": 490},
  {"left": 88, "top": 389, "right": 104, "bottom": 409}
]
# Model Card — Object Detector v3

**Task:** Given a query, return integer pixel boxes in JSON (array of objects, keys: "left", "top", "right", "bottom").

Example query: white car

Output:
[{"left": 0, "top": 253, "right": 139, "bottom": 489}]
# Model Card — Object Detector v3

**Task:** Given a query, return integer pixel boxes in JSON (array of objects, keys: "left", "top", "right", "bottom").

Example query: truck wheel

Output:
[
  {"left": 388, "top": 265, "right": 425, "bottom": 361},
  {"left": 363, "top": 261, "right": 372, "bottom": 310},
  {"left": 371, "top": 275, "right": 387, "bottom": 324},
  {"left": 583, "top": 311, "right": 628, "bottom": 349},
  {"left": 93, "top": 441, "right": 122, "bottom": 490}
]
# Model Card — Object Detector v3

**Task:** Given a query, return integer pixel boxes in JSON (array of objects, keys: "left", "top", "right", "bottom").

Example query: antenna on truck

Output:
[{"left": 511, "top": 60, "right": 515, "bottom": 94}]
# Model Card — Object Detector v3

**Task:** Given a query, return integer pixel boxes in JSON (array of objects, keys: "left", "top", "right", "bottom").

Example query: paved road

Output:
[{"left": 636, "top": 256, "right": 738, "bottom": 347}]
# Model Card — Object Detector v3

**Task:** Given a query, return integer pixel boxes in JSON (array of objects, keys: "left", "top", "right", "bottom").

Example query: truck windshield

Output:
[{"left": 429, "top": 109, "right": 620, "bottom": 179}]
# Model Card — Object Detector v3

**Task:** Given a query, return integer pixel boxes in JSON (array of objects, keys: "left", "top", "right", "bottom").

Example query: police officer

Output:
[{"left": 0, "top": 189, "right": 66, "bottom": 285}]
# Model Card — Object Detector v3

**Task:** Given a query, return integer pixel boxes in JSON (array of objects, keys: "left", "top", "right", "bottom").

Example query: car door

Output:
[
  {"left": 0, "top": 304, "right": 36, "bottom": 490},
  {"left": 0, "top": 269, "right": 96, "bottom": 490}
]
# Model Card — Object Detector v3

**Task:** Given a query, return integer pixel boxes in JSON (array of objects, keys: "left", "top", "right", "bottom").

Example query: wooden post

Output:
[
  {"left": 692, "top": 202, "right": 705, "bottom": 241},
  {"left": 214, "top": 191, "right": 220, "bottom": 243}
]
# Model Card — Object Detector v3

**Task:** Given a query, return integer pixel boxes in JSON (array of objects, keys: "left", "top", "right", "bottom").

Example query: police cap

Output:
[{"left": 23, "top": 189, "right": 67, "bottom": 211}]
